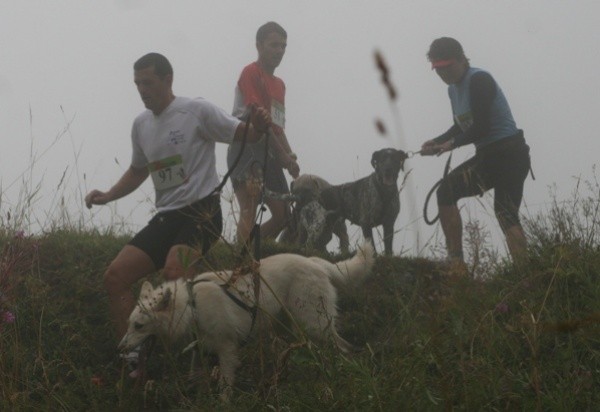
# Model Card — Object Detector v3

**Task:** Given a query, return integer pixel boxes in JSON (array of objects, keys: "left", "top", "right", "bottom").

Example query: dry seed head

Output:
[
  {"left": 374, "top": 50, "right": 397, "bottom": 101},
  {"left": 374, "top": 118, "right": 387, "bottom": 136},
  {"left": 387, "top": 84, "right": 397, "bottom": 101},
  {"left": 374, "top": 50, "right": 389, "bottom": 77}
]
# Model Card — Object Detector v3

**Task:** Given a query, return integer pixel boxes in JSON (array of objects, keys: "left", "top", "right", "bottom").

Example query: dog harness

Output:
[{"left": 185, "top": 260, "right": 261, "bottom": 345}]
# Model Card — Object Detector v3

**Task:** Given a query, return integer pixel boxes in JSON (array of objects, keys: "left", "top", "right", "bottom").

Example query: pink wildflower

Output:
[{"left": 1, "top": 310, "right": 15, "bottom": 323}]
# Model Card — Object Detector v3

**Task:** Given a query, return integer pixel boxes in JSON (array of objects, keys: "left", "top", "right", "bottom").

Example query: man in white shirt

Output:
[{"left": 85, "top": 53, "right": 269, "bottom": 361}]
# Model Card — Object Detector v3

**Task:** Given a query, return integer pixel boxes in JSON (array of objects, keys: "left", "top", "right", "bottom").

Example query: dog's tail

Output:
[{"left": 310, "top": 241, "right": 375, "bottom": 288}]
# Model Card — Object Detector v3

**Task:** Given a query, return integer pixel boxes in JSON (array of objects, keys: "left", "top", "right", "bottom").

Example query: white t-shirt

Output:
[{"left": 131, "top": 96, "right": 241, "bottom": 212}]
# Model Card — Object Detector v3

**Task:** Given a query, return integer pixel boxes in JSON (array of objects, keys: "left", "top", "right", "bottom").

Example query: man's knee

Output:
[
  {"left": 270, "top": 200, "right": 290, "bottom": 220},
  {"left": 496, "top": 209, "right": 520, "bottom": 233},
  {"left": 103, "top": 246, "right": 155, "bottom": 294}
]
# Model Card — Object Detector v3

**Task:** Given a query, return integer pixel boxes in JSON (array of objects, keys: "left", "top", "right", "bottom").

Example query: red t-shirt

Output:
[{"left": 233, "top": 62, "right": 286, "bottom": 133}]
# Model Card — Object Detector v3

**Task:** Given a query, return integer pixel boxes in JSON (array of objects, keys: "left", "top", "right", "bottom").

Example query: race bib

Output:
[
  {"left": 148, "top": 155, "right": 186, "bottom": 191},
  {"left": 455, "top": 111, "right": 474, "bottom": 132},
  {"left": 271, "top": 100, "right": 285, "bottom": 129}
]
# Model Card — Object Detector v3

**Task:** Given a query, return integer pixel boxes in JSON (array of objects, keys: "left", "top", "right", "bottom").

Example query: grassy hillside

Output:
[{"left": 1, "top": 191, "right": 600, "bottom": 411}]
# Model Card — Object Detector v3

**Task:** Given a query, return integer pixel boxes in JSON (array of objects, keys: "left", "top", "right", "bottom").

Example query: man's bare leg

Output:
[
  {"left": 233, "top": 183, "right": 259, "bottom": 246},
  {"left": 504, "top": 224, "right": 528, "bottom": 263},
  {"left": 261, "top": 197, "right": 289, "bottom": 240},
  {"left": 103, "top": 245, "right": 156, "bottom": 340},
  {"left": 439, "top": 204, "right": 464, "bottom": 262}
]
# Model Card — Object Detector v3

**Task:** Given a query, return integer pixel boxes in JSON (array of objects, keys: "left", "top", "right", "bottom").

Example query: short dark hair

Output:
[
  {"left": 256, "top": 21, "right": 287, "bottom": 44},
  {"left": 133, "top": 53, "right": 173, "bottom": 79},
  {"left": 427, "top": 37, "right": 465, "bottom": 62}
]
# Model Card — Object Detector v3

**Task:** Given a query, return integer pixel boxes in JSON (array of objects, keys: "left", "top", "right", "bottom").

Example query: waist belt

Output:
[
  {"left": 476, "top": 130, "right": 527, "bottom": 157},
  {"left": 157, "top": 193, "right": 220, "bottom": 219}
]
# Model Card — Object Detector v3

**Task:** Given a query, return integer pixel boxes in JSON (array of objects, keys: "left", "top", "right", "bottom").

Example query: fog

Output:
[{"left": 1, "top": 1, "right": 599, "bottom": 257}]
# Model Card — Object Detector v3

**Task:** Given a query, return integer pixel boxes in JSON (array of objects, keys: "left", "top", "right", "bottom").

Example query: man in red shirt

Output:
[{"left": 227, "top": 22, "right": 300, "bottom": 247}]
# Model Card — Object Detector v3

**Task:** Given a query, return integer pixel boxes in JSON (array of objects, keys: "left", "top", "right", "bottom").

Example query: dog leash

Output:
[
  {"left": 398, "top": 148, "right": 448, "bottom": 226},
  {"left": 225, "top": 261, "right": 261, "bottom": 345},
  {"left": 210, "top": 110, "right": 252, "bottom": 196},
  {"left": 423, "top": 152, "right": 453, "bottom": 226},
  {"left": 369, "top": 147, "right": 447, "bottom": 226}
]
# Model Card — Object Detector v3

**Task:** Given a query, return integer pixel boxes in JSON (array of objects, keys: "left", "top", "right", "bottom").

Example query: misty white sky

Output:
[{"left": 1, "top": 1, "right": 599, "bottom": 257}]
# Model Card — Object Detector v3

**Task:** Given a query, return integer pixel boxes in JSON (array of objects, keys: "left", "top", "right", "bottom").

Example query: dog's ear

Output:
[
  {"left": 308, "top": 175, "right": 321, "bottom": 192},
  {"left": 140, "top": 281, "right": 154, "bottom": 301},
  {"left": 371, "top": 150, "right": 383, "bottom": 168},
  {"left": 396, "top": 150, "right": 408, "bottom": 171},
  {"left": 154, "top": 288, "right": 172, "bottom": 312}
]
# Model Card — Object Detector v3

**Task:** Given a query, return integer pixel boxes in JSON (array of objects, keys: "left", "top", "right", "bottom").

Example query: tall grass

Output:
[{"left": 1, "top": 176, "right": 600, "bottom": 410}]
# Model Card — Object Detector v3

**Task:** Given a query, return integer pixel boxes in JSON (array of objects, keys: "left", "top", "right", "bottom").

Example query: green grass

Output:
[{"left": 2, "top": 195, "right": 600, "bottom": 412}]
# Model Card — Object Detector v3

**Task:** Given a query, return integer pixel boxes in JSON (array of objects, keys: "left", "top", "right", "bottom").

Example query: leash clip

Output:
[{"left": 407, "top": 150, "right": 422, "bottom": 159}]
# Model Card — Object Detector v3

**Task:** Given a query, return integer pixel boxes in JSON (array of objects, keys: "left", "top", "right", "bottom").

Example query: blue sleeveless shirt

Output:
[{"left": 449, "top": 67, "right": 518, "bottom": 149}]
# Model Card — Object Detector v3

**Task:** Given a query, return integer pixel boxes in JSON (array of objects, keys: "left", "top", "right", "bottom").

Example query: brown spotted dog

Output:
[{"left": 278, "top": 174, "right": 349, "bottom": 253}]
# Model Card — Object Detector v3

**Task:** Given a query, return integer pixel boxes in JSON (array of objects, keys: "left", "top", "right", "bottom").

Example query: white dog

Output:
[{"left": 118, "top": 242, "right": 374, "bottom": 400}]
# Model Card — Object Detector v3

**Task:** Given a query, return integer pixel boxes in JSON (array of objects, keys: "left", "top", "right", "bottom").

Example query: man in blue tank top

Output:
[{"left": 420, "top": 37, "right": 531, "bottom": 270}]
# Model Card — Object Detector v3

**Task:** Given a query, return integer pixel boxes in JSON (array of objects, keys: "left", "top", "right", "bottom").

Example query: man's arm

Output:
[
  {"left": 267, "top": 129, "right": 299, "bottom": 178},
  {"left": 422, "top": 72, "right": 497, "bottom": 155},
  {"left": 85, "top": 165, "right": 149, "bottom": 208},
  {"left": 432, "top": 124, "right": 462, "bottom": 145},
  {"left": 421, "top": 124, "right": 461, "bottom": 156}
]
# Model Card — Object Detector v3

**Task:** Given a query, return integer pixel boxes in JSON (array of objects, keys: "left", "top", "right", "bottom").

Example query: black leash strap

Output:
[
  {"left": 211, "top": 111, "right": 252, "bottom": 196},
  {"left": 423, "top": 152, "right": 453, "bottom": 226}
]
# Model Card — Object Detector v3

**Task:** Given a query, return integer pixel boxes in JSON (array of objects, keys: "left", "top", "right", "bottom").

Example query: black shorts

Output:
[
  {"left": 436, "top": 133, "right": 531, "bottom": 229},
  {"left": 129, "top": 194, "right": 223, "bottom": 269}
]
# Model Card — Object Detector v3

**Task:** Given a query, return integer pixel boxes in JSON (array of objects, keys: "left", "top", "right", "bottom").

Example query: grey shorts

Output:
[{"left": 227, "top": 140, "right": 289, "bottom": 194}]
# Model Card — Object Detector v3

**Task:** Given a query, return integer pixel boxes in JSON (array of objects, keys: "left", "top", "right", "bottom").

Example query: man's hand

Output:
[
  {"left": 84, "top": 190, "right": 111, "bottom": 209},
  {"left": 420, "top": 139, "right": 438, "bottom": 156},
  {"left": 278, "top": 152, "right": 299, "bottom": 178},
  {"left": 420, "top": 139, "right": 454, "bottom": 156},
  {"left": 287, "top": 159, "right": 300, "bottom": 179},
  {"left": 249, "top": 105, "right": 271, "bottom": 134}
]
